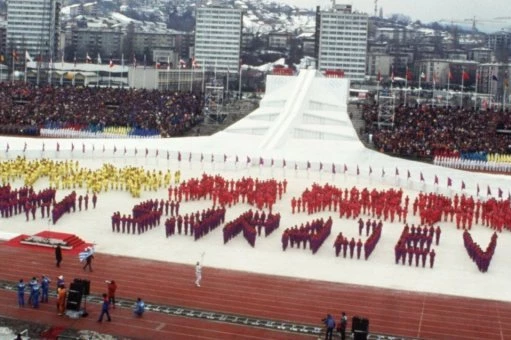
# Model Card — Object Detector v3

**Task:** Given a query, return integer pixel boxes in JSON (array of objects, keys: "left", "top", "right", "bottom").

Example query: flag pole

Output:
[
  {"left": 446, "top": 68, "right": 450, "bottom": 108},
  {"left": 11, "top": 50, "right": 15, "bottom": 84},
  {"left": 238, "top": 64, "right": 242, "bottom": 100},
  {"left": 404, "top": 65, "right": 408, "bottom": 106},
  {"left": 24, "top": 50, "right": 27, "bottom": 84},
  {"left": 474, "top": 67, "right": 478, "bottom": 110},
  {"left": 418, "top": 70, "right": 422, "bottom": 104},
  {"left": 202, "top": 62, "right": 205, "bottom": 93},
  {"left": 461, "top": 66, "right": 465, "bottom": 107},
  {"left": 178, "top": 62, "right": 181, "bottom": 91},
  {"left": 190, "top": 64, "right": 194, "bottom": 92},
  {"left": 143, "top": 54, "right": 147, "bottom": 89}
]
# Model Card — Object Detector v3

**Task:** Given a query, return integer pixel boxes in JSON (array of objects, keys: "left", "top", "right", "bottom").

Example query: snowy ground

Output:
[{"left": 1, "top": 141, "right": 510, "bottom": 304}]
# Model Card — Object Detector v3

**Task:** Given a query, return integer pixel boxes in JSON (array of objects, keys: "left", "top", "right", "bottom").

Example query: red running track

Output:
[{"left": 1, "top": 243, "right": 510, "bottom": 339}]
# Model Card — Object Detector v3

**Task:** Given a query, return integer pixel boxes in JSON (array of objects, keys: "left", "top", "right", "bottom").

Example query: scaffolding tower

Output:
[
  {"left": 377, "top": 89, "right": 395, "bottom": 129},
  {"left": 203, "top": 82, "right": 226, "bottom": 124}
]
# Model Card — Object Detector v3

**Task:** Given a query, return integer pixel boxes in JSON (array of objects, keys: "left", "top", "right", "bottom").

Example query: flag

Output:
[
  {"left": 201, "top": 153, "right": 204, "bottom": 162},
  {"left": 97, "top": 53, "right": 102, "bottom": 64},
  {"left": 102, "top": 144, "right": 105, "bottom": 153},
  {"left": 109, "top": 59, "right": 114, "bottom": 68},
  {"left": 211, "top": 154, "right": 214, "bottom": 163},
  {"left": 381, "top": 168, "right": 385, "bottom": 177},
  {"left": 178, "top": 152, "right": 182, "bottom": 162},
  {"left": 145, "top": 148, "right": 148, "bottom": 157},
  {"left": 124, "top": 146, "right": 127, "bottom": 154},
  {"left": 23, "top": 142, "right": 27, "bottom": 152},
  {"left": 407, "top": 170, "right": 411, "bottom": 179},
  {"left": 71, "top": 143, "right": 74, "bottom": 152},
  {"left": 369, "top": 166, "right": 373, "bottom": 175},
  {"left": 406, "top": 68, "right": 413, "bottom": 81},
  {"left": 434, "top": 175, "right": 439, "bottom": 185},
  {"left": 155, "top": 149, "right": 159, "bottom": 157},
  {"left": 332, "top": 163, "right": 336, "bottom": 174},
  {"left": 448, "top": 69, "right": 452, "bottom": 80},
  {"left": 477, "top": 184, "right": 480, "bottom": 196},
  {"left": 447, "top": 177, "right": 452, "bottom": 187},
  {"left": 166, "top": 150, "right": 169, "bottom": 160},
  {"left": 498, "top": 188, "right": 503, "bottom": 198},
  {"left": 420, "top": 172, "right": 424, "bottom": 181},
  {"left": 25, "top": 51, "right": 33, "bottom": 63},
  {"left": 259, "top": 157, "right": 264, "bottom": 166},
  {"left": 73, "top": 54, "right": 77, "bottom": 67},
  {"left": 235, "top": 155, "right": 239, "bottom": 163},
  {"left": 5, "top": 143, "right": 9, "bottom": 152},
  {"left": 461, "top": 181, "right": 466, "bottom": 190},
  {"left": 307, "top": 161, "right": 311, "bottom": 170},
  {"left": 188, "top": 152, "right": 191, "bottom": 162},
  {"left": 356, "top": 165, "right": 360, "bottom": 176},
  {"left": 247, "top": 156, "right": 250, "bottom": 164},
  {"left": 395, "top": 167, "right": 399, "bottom": 176},
  {"left": 224, "top": 154, "right": 227, "bottom": 163},
  {"left": 376, "top": 70, "right": 381, "bottom": 82},
  {"left": 133, "top": 55, "right": 137, "bottom": 68},
  {"left": 86, "top": 53, "right": 92, "bottom": 63},
  {"left": 487, "top": 185, "right": 491, "bottom": 196},
  {"left": 134, "top": 147, "right": 138, "bottom": 155},
  {"left": 271, "top": 158, "right": 274, "bottom": 167},
  {"left": 462, "top": 70, "right": 469, "bottom": 81},
  {"left": 283, "top": 159, "right": 286, "bottom": 168},
  {"left": 319, "top": 162, "right": 323, "bottom": 171},
  {"left": 344, "top": 164, "right": 348, "bottom": 173}
]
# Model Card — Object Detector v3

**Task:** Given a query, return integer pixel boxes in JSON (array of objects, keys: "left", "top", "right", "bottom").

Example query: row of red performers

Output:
[
  {"left": 415, "top": 193, "right": 511, "bottom": 232},
  {"left": 51, "top": 191, "right": 77, "bottom": 224},
  {"left": 0, "top": 185, "right": 56, "bottom": 218},
  {"left": 358, "top": 218, "right": 383, "bottom": 237},
  {"left": 165, "top": 207, "right": 226, "bottom": 241},
  {"left": 292, "top": 184, "right": 407, "bottom": 223},
  {"left": 223, "top": 210, "right": 281, "bottom": 247},
  {"left": 333, "top": 234, "right": 363, "bottom": 259},
  {"left": 132, "top": 198, "right": 181, "bottom": 218},
  {"left": 463, "top": 230, "right": 497, "bottom": 273},
  {"left": 281, "top": 217, "right": 333, "bottom": 254},
  {"left": 112, "top": 209, "right": 162, "bottom": 234},
  {"left": 170, "top": 174, "right": 286, "bottom": 211},
  {"left": 395, "top": 225, "right": 438, "bottom": 268}
]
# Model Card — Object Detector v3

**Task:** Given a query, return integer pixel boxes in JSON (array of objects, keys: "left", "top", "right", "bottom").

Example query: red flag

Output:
[
  {"left": 357, "top": 166, "right": 360, "bottom": 176},
  {"left": 406, "top": 68, "right": 413, "bottom": 81},
  {"left": 247, "top": 156, "right": 251, "bottom": 164},
  {"left": 333, "top": 164, "right": 336, "bottom": 174},
  {"left": 201, "top": 153, "right": 204, "bottom": 162},
  {"left": 487, "top": 186, "right": 491, "bottom": 196},
  {"left": 420, "top": 172, "right": 424, "bottom": 181},
  {"left": 434, "top": 175, "right": 439, "bottom": 184},
  {"left": 271, "top": 159, "right": 274, "bottom": 167},
  {"left": 224, "top": 154, "right": 227, "bottom": 163},
  {"left": 477, "top": 184, "right": 480, "bottom": 196},
  {"left": 369, "top": 166, "right": 373, "bottom": 175},
  {"left": 447, "top": 177, "right": 452, "bottom": 187},
  {"left": 407, "top": 170, "right": 411, "bottom": 179},
  {"left": 178, "top": 152, "right": 182, "bottom": 162},
  {"left": 307, "top": 161, "right": 311, "bottom": 170},
  {"left": 462, "top": 70, "right": 469, "bottom": 81},
  {"left": 448, "top": 69, "right": 452, "bottom": 80},
  {"left": 57, "top": 143, "right": 60, "bottom": 152},
  {"left": 259, "top": 157, "right": 264, "bottom": 166},
  {"left": 395, "top": 167, "right": 399, "bottom": 176},
  {"left": 381, "top": 168, "right": 385, "bottom": 177},
  {"left": 498, "top": 188, "right": 503, "bottom": 198},
  {"left": 211, "top": 154, "right": 214, "bottom": 163},
  {"left": 283, "top": 159, "right": 286, "bottom": 168},
  {"left": 461, "top": 181, "right": 466, "bottom": 190},
  {"left": 344, "top": 164, "right": 348, "bottom": 173},
  {"left": 377, "top": 70, "right": 381, "bottom": 82}
]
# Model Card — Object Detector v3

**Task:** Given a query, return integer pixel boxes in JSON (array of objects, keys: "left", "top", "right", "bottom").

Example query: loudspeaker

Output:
[
  {"left": 360, "top": 318, "right": 369, "bottom": 333},
  {"left": 351, "top": 316, "right": 361, "bottom": 332},
  {"left": 66, "top": 290, "right": 82, "bottom": 311},
  {"left": 73, "top": 278, "right": 90, "bottom": 296}
]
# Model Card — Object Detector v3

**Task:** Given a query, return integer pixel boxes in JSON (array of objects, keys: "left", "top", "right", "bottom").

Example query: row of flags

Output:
[
  {"left": 377, "top": 66, "right": 508, "bottom": 87},
  {"left": 4, "top": 142, "right": 508, "bottom": 197}
]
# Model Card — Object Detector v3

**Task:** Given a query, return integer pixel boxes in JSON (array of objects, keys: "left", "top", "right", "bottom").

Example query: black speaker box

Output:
[
  {"left": 360, "top": 318, "right": 369, "bottom": 332},
  {"left": 72, "top": 279, "right": 90, "bottom": 296},
  {"left": 66, "top": 290, "right": 82, "bottom": 311},
  {"left": 352, "top": 316, "right": 361, "bottom": 332}
]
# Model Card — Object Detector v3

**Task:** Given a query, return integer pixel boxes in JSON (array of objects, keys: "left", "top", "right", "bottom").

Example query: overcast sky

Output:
[{"left": 277, "top": 0, "right": 511, "bottom": 32}]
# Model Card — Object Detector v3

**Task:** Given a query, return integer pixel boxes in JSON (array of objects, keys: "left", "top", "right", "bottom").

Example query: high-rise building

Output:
[
  {"left": 316, "top": 4, "right": 368, "bottom": 81},
  {"left": 7, "top": 0, "right": 61, "bottom": 59},
  {"left": 194, "top": 6, "right": 243, "bottom": 73}
]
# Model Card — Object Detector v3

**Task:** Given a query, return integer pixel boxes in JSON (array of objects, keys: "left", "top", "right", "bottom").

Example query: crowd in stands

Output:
[
  {"left": 463, "top": 230, "right": 497, "bottom": 272},
  {"left": 223, "top": 210, "right": 281, "bottom": 247},
  {"left": 282, "top": 217, "right": 332, "bottom": 254},
  {"left": 362, "top": 104, "right": 511, "bottom": 159},
  {"left": 433, "top": 154, "right": 511, "bottom": 174},
  {"left": 394, "top": 224, "right": 438, "bottom": 268},
  {"left": 0, "top": 82, "right": 204, "bottom": 137}
]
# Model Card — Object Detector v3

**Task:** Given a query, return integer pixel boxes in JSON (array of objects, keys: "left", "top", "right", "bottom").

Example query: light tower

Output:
[{"left": 374, "top": 0, "right": 378, "bottom": 17}]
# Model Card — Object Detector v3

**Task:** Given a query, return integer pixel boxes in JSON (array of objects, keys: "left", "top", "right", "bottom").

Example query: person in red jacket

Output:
[{"left": 429, "top": 249, "right": 436, "bottom": 268}]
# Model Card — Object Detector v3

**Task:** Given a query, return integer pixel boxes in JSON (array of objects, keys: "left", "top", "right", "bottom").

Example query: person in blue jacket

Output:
[
  {"left": 40, "top": 275, "right": 50, "bottom": 303},
  {"left": 17, "top": 279, "right": 25, "bottom": 307},
  {"left": 133, "top": 298, "right": 145, "bottom": 317},
  {"left": 97, "top": 293, "right": 111, "bottom": 322},
  {"left": 322, "top": 314, "right": 335, "bottom": 340}
]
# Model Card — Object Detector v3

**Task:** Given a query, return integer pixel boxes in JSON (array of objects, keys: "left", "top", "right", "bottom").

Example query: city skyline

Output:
[{"left": 278, "top": 0, "right": 511, "bottom": 32}]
